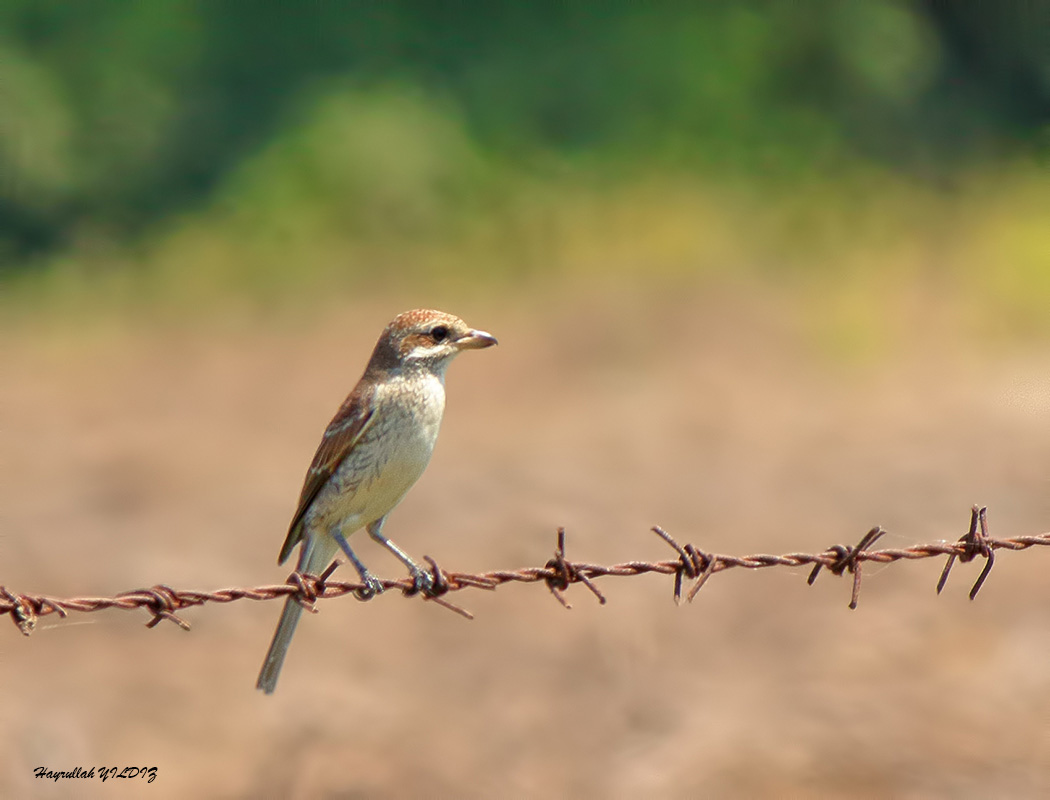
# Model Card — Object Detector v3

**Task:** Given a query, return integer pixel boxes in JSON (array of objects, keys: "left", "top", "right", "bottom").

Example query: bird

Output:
[{"left": 256, "top": 309, "right": 497, "bottom": 694}]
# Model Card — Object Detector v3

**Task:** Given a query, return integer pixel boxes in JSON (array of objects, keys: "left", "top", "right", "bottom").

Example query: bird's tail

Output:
[
  {"left": 256, "top": 532, "right": 338, "bottom": 694},
  {"left": 256, "top": 595, "right": 304, "bottom": 694}
]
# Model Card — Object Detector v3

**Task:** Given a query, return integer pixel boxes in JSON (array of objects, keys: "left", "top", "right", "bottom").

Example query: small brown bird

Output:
[{"left": 256, "top": 309, "right": 497, "bottom": 694}]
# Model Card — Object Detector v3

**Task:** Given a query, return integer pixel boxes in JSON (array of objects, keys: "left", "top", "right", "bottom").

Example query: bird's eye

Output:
[{"left": 430, "top": 325, "right": 449, "bottom": 343}]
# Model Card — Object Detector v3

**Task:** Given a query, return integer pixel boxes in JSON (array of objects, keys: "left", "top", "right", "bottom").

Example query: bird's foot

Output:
[
  {"left": 406, "top": 564, "right": 436, "bottom": 597},
  {"left": 353, "top": 571, "right": 385, "bottom": 601}
]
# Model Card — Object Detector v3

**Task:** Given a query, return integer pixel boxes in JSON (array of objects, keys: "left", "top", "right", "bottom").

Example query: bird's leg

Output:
[
  {"left": 331, "top": 529, "right": 384, "bottom": 600},
  {"left": 367, "top": 517, "right": 435, "bottom": 595}
]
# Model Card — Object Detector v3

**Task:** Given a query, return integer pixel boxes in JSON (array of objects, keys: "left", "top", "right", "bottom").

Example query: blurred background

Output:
[{"left": 2, "top": 2, "right": 1050, "bottom": 797}]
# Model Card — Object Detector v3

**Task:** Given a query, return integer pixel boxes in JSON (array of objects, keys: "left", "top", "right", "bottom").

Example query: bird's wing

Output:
[{"left": 277, "top": 384, "right": 377, "bottom": 565}]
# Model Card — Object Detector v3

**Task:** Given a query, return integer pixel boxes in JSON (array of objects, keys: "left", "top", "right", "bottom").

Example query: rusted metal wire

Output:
[
  {"left": 2, "top": 506, "right": 1048, "bottom": 635},
  {"left": 936, "top": 506, "right": 995, "bottom": 600}
]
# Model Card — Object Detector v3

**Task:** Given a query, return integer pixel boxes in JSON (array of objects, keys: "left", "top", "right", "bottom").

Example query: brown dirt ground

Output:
[{"left": 3, "top": 282, "right": 1050, "bottom": 798}]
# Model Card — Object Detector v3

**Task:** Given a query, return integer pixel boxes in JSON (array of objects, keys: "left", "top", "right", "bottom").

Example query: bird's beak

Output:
[{"left": 456, "top": 329, "right": 498, "bottom": 350}]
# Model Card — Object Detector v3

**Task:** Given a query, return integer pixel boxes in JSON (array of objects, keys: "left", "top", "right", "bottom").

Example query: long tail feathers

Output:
[
  {"left": 256, "top": 533, "right": 338, "bottom": 694},
  {"left": 256, "top": 595, "right": 304, "bottom": 694}
]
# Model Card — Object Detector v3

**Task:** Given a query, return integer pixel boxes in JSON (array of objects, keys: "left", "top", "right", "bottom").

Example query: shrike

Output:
[{"left": 257, "top": 309, "right": 497, "bottom": 693}]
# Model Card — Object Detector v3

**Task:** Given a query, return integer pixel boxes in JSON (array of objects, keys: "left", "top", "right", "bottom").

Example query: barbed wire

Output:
[{"left": 3, "top": 506, "right": 1048, "bottom": 636}]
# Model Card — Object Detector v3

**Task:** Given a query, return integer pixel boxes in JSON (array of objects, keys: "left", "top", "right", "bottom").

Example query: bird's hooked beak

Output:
[{"left": 455, "top": 329, "right": 498, "bottom": 350}]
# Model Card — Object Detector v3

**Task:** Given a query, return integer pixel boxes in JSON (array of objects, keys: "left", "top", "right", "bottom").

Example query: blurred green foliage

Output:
[{"left": 0, "top": 0, "right": 1047, "bottom": 327}]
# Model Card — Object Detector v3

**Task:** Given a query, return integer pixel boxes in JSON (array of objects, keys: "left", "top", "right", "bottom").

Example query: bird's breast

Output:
[{"left": 309, "top": 372, "right": 446, "bottom": 532}]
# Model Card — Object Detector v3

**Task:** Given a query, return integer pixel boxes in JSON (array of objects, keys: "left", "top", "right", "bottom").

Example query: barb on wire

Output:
[
  {"left": 650, "top": 525, "right": 717, "bottom": 603},
  {"left": 936, "top": 505, "right": 995, "bottom": 600},
  {"left": 3, "top": 506, "right": 1050, "bottom": 635},
  {"left": 545, "top": 527, "right": 607, "bottom": 608},
  {"left": 806, "top": 526, "right": 887, "bottom": 609}
]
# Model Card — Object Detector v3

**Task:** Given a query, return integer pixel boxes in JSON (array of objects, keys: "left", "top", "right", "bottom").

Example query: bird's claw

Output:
[
  {"left": 353, "top": 572, "right": 385, "bottom": 601},
  {"left": 407, "top": 565, "right": 436, "bottom": 597}
]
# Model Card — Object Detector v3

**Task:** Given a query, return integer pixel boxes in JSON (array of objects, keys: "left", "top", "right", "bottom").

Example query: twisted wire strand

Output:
[{"left": 2, "top": 506, "right": 1047, "bottom": 634}]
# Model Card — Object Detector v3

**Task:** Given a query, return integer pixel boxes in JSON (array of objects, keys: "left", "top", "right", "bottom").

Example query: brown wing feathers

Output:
[{"left": 277, "top": 385, "right": 377, "bottom": 565}]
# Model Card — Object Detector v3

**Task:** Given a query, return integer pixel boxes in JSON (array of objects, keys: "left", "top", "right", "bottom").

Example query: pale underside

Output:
[{"left": 293, "top": 370, "right": 447, "bottom": 576}]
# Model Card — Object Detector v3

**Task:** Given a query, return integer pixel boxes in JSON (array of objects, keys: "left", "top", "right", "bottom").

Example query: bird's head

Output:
[{"left": 367, "top": 309, "right": 497, "bottom": 375}]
